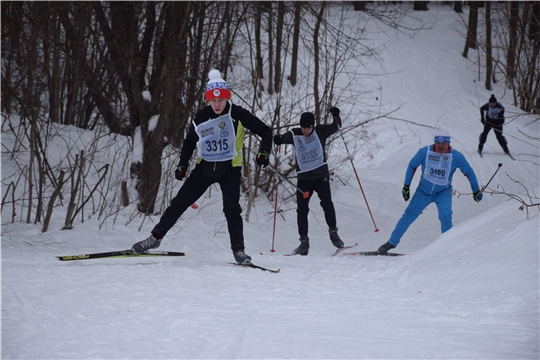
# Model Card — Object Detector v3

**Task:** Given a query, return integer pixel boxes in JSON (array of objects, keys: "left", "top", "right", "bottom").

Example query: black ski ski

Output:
[
  {"left": 477, "top": 150, "right": 483, "bottom": 158},
  {"left": 343, "top": 251, "right": 404, "bottom": 257},
  {"left": 56, "top": 250, "right": 185, "bottom": 261},
  {"left": 506, "top": 152, "right": 515, "bottom": 161},
  {"left": 331, "top": 243, "right": 359, "bottom": 257},
  {"left": 229, "top": 262, "right": 280, "bottom": 273}
]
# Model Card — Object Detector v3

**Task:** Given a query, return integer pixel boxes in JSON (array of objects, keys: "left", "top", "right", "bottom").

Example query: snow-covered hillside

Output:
[{"left": 2, "top": 4, "right": 539, "bottom": 359}]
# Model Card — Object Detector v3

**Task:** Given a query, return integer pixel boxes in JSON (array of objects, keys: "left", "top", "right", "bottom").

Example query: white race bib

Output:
[
  {"left": 195, "top": 114, "right": 237, "bottom": 162},
  {"left": 293, "top": 131, "right": 325, "bottom": 173},
  {"left": 423, "top": 150, "right": 452, "bottom": 185},
  {"left": 487, "top": 106, "right": 500, "bottom": 119}
]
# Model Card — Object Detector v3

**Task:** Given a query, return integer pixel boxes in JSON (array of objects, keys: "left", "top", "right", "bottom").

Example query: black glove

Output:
[
  {"left": 256, "top": 151, "right": 270, "bottom": 168},
  {"left": 402, "top": 185, "right": 410, "bottom": 202},
  {"left": 473, "top": 190, "right": 483, "bottom": 202},
  {"left": 273, "top": 134, "right": 283, "bottom": 146},
  {"left": 175, "top": 166, "right": 186, "bottom": 181},
  {"left": 329, "top": 107, "right": 340, "bottom": 117}
]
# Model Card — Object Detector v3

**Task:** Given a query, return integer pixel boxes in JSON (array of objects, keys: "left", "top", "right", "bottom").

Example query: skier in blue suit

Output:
[{"left": 378, "top": 130, "right": 483, "bottom": 254}]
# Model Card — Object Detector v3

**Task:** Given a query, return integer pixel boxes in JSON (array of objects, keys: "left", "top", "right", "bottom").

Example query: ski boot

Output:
[
  {"left": 378, "top": 242, "right": 396, "bottom": 255},
  {"left": 233, "top": 250, "right": 252, "bottom": 265},
  {"left": 293, "top": 236, "right": 310, "bottom": 256},
  {"left": 329, "top": 227, "right": 344, "bottom": 248},
  {"left": 132, "top": 234, "right": 162, "bottom": 254}
]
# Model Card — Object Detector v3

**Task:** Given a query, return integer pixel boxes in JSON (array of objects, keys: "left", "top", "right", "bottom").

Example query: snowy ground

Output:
[{"left": 2, "top": 4, "right": 539, "bottom": 359}]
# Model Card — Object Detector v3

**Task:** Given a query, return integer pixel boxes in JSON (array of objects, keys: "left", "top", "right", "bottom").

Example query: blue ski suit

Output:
[{"left": 387, "top": 144, "right": 480, "bottom": 246}]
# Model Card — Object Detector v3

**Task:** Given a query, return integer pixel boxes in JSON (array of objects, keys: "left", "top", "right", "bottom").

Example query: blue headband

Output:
[{"left": 434, "top": 135, "right": 451, "bottom": 143}]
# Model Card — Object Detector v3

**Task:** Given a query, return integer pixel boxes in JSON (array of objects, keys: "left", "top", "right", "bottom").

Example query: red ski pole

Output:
[
  {"left": 330, "top": 108, "right": 379, "bottom": 232},
  {"left": 270, "top": 146, "right": 281, "bottom": 253}
]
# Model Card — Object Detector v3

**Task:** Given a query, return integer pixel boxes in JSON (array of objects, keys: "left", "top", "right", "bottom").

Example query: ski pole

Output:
[
  {"left": 271, "top": 183, "right": 278, "bottom": 253},
  {"left": 481, "top": 163, "right": 503, "bottom": 192},
  {"left": 330, "top": 108, "right": 380, "bottom": 232},
  {"left": 270, "top": 146, "right": 281, "bottom": 253},
  {"left": 266, "top": 164, "right": 310, "bottom": 199}
]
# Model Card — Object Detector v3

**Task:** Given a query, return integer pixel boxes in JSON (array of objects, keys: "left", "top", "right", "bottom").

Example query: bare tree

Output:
[
  {"left": 506, "top": 2, "right": 519, "bottom": 84},
  {"left": 312, "top": 2, "right": 326, "bottom": 124},
  {"left": 463, "top": 1, "right": 479, "bottom": 58},
  {"left": 1, "top": 1, "right": 441, "bottom": 231},
  {"left": 274, "top": 1, "right": 284, "bottom": 92},
  {"left": 454, "top": 1, "right": 463, "bottom": 14},
  {"left": 413, "top": 1, "right": 429, "bottom": 11},
  {"left": 485, "top": 1, "right": 493, "bottom": 90},
  {"left": 289, "top": 2, "right": 302, "bottom": 86},
  {"left": 266, "top": 2, "right": 274, "bottom": 95}
]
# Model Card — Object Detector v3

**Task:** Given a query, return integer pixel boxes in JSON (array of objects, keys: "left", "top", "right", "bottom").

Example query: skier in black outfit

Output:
[
  {"left": 131, "top": 70, "right": 273, "bottom": 265},
  {"left": 273, "top": 108, "right": 345, "bottom": 255},
  {"left": 478, "top": 94, "right": 510, "bottom": 156}
]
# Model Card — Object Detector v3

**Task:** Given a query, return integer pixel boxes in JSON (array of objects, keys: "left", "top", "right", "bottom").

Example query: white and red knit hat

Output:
[{"left": 205, "top": 69, "right": 231, "bottom": 101}]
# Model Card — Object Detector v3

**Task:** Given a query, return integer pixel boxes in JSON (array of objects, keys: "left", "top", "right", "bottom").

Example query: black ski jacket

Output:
[{"left": 178, "top": 101, "right": 272, "bottom": 171}]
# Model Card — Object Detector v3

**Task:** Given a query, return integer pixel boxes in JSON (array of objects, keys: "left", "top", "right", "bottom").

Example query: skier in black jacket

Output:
[
  {"left": 273, "top": 108, "right": 344, "bottom": 255},
  {"left": 131, "top": 70, "right": 272, "bottom": 265},
  {"left": 478, "top": 94, "right": 510, "bottom": 155}
]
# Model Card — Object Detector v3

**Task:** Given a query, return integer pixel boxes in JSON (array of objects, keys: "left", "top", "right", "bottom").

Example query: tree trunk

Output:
[
  {"left": 353, "top": 2, "right": 366, "bottom": 11},
  {"left": 462, "top": 1, "right": 479, "bottom": 58},
  {"left": 529, "top": 1, "right": 540, "bottom": 42},
  {"left": 274, "top": 1, "right": 284, "bottom": 92},
  {"left": 134, "top": 139, "right": 164, "bottom": 214},
  {"left": 485, "top": 1, "right": 492, "bottom": 90},
  {"left": 313, "top": 2, "right": 326, "bottom": 124},
  {"left": 255, "top": 4, "right": 263, "bottom": 81},
  {"left": 413, "top": 1, "right": 429, "bottom": 11},
  {"left": 266, "top": 2, "right": 274, "bottom": 95},
  {"left": 289, "top": 2, "right": 301, "bottom": 86},
  {"left": 506, "top": 2, "right": 519, "bottom": 82}
]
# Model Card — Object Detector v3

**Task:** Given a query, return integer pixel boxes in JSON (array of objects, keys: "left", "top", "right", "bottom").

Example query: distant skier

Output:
[
  {"left": 273, "top": 108, "right": 344, "bottom": 255},
  {"left": 130, "top": 70, "right": 273, "bottom": 265},
  {"left": 478, "top": 94, "right": 510, "bottom": 156},
  {"left": 378, "top": 130, "right": 483, "bottom": 255}
]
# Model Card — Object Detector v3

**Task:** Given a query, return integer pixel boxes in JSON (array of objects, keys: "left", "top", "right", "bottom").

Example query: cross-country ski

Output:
[{"left": 56, "top": 250, "right": 185, "bottom": 261}]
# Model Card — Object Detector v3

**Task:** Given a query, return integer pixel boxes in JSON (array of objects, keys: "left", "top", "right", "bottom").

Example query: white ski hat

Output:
[{"left": 434, "top": 130, "right": 451, "bottom": 143}]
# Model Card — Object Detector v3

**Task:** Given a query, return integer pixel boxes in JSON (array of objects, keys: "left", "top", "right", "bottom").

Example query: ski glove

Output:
[
  {"left": 329, "top": 107, "right": 340, "bottom": 117},
  {"left": 402, "top": 185, "right": 410, "bottom": 202},
  {"left": 256, "top": 151, "right": 270, "bottom": 168},
  {"left": 273, "top": 134, "right": 283, "bottom": 146},
  {"left": 175, "top": 166, "right": 186, "bottom": 181},
  {"left": 329, "top": 107, "right": 342, "bottom": 128},
  {"left": 473, "top": 190, "right": 483, "bottom": 202}
]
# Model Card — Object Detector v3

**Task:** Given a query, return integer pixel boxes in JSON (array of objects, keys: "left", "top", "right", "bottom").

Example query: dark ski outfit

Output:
[
  {"left": 478, "top": 94, "right": 509, "bottom": 154},
  {"left": 151, "top": 101, "right": 272, "bottom": 252},
  {"left": 275, "top": 112, "right": 341, "bottom": 239}
]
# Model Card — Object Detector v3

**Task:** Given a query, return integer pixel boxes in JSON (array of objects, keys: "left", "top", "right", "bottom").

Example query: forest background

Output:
[{"left": 1, "top": 1, "right": 539, "bottom": 229}]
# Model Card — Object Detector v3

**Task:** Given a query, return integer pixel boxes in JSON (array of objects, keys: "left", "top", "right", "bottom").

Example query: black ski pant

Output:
[
  {"left": 479, "top": 122, "right": 508, "bottom": 152},
  {"left": 296, "top": 177, "right": 337, "bottom": 238},
  {"left": 151, "top": 164, "right": 245, "bottom": 252}
]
